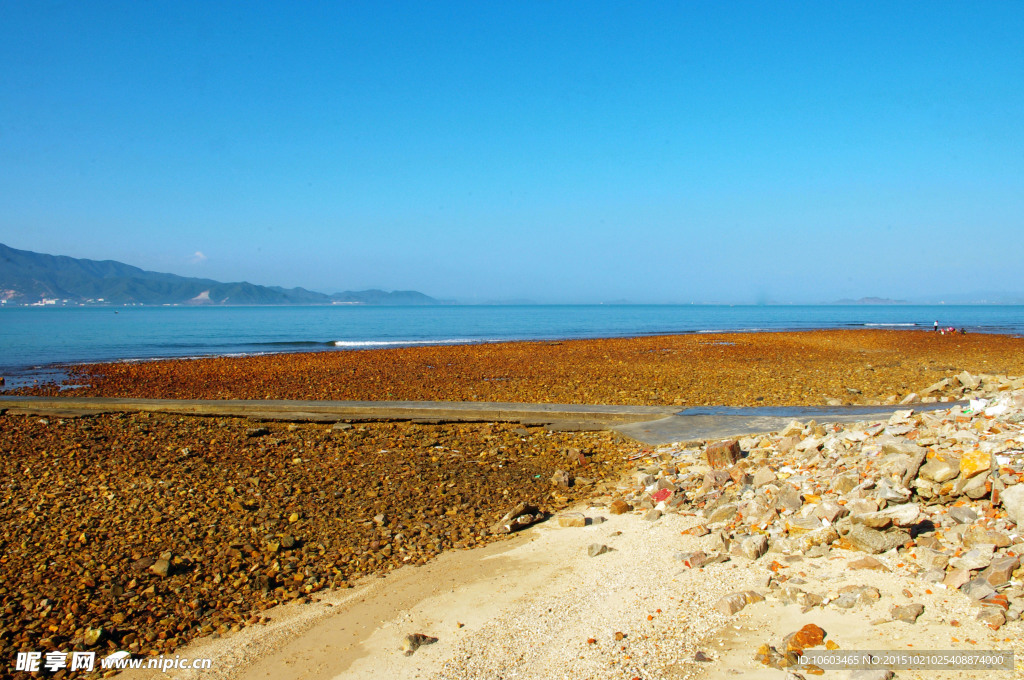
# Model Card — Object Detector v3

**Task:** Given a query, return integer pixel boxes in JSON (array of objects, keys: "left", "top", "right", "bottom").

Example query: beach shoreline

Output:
[
  {"left": 13, "top": 329, "right": 1024, "bottom": 409},
  {"left": 3, "top": 329, "right": 1024, "bottom": 678}
]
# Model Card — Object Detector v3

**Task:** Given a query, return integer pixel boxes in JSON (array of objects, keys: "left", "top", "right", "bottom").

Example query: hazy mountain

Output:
[
  {"left": 833, "top": 297, "right": 910, "bottom": 305},
  {"left": 0, "top": 243, "right": 438, "bottom": 306}
]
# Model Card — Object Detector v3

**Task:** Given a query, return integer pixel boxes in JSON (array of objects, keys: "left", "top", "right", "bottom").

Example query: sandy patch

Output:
[{"left": 126, "top": 505, "right": 1022, "bottom": 680}]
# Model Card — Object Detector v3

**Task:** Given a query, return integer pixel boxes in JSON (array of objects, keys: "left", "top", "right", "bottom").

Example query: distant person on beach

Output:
[{"left": 934, "top": 320, "right": 939, "bottom": 332}]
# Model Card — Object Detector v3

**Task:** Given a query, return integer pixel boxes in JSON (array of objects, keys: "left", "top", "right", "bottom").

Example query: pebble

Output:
[
  {"left": 608, "top": 499, "right": 632, "bottom": 515},
  {"left": 401, "top": 632, "right": 438, "bottom": 656},
  {"left": 890, "top": 603, "right": 925, "bottom": 623},
  {"left": 558, "top": 513, "right": 587, "bottom": 528}
]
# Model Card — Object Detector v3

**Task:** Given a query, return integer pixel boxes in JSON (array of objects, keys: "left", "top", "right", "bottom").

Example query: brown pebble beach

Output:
[{"left": 21, "top": 329, "right": 1024, "bottom": 406}]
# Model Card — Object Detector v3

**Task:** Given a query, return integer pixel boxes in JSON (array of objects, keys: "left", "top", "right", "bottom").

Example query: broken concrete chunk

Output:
[
  {"left": 401, "top": 633, "right": 438, "bottom": 656},
  {"left": 891, "top": 603, "right": 924, "bottom": 623},
  {"left": 739, "top": 534, "right": 769, "bottom": 560},
  {"left": 706, "top": 439, "right": 742, "bottom": 469},
  {"left": 919, "top": 456, "right": 960, "bottom": 484},
  {"left": 980, "top": 556, "right": 1020, "bottom": 587},
  {"left": 845, "top": 524, "right": 910, "bottom": 554},
  {"left": 716, "top": 590, "right": 764, "bottom": 615}
]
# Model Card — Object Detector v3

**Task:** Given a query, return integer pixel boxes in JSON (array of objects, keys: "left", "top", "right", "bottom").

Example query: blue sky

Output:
[{"left": 2, "top": 2, "right": 1022, "bottom": 303}]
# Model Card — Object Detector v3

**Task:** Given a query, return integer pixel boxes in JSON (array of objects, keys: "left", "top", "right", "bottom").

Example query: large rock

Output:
[
  {"left": 891, "top": 603, "right": 925, "bottom": 623},
  {"left": 915, "top": 547, "right": 950, "bottom": 571},
  {"left": 846, "top": 524, "right": 909, "bottom": 554},
  {"left": 957, "top": 473, "right": 990, "bottom": 500},
  {"left": 401, "top": 633, "right": 438, "bottom": 656},
  {"left": 783, "top": 623, "right": 826, "bottom": 653},
  {"left": 919, "top": 456, "right": 960, "bottom": 483},
  {"left": 814, "top": 500, "right": 847, "bottom": 523},
  {"left": 706, "top": 440, "right": 742, "bottom": 469},
  {"left": 959, "top": 451, "right": 991, "bottom": 479},
  {"left": 752, "top": 467, "right": 777, "bottom": 487},
  {"left": 739, "top": 534, "right": 769, "bottom": 560},
  {"left": 716, "top": 590, "right": 764, "bottom": 615},
  {"left": 779, "top": 420, "right": 804, "bottom": 437},
  {"left": 977, "top": 608, "right": 1006, "bottom": 630},
  {"left": 609, "top": 499, "right": 632, "bottom": 515},
  {"left": 957, "top": 371, "right": 980, "bottom": 390},
  {"left": 948, "top": 506, "right": 978, "bottom": 524},
  {"left": 489, "top": 503, "right": 543, "bottom": 534},
  {"left": 962, "top": 526, "right": 1011, "bottom": 548},
  {"left": 1001, "top": 484, "right": 1024, "bottom": 526},
  {"left": 785, "top": 517, "right": 823, "bottom": 535},
  {"left": 852, "top": 504, "right": 919, "bottom": 529},
  {"left": 873, "top": 477, "right": 911, "bottom": 503},
  {"left": 981, "top": 556, "right": 1020, "bottom": 587},
  {"left": 776, "top": 486, "right": 803, "bottom": 513},
  {"left": 961, "top": 578, "right": 996, "bottom": 601},
  {"left": 921, "top": 378, "right": 950, "bottom": 395},
  {"left": 708, "top": 503, "right": 738, "bottom": 523},
  {"left": 558, "top": 513, "right": 587, "bottom": 528},
  {"left": 150, "top": 559, "right": 171, "bottom": 578},
  {"left": 950, "top": 548, "right": 994, "bottom": 571},
  {"left": 831, "top": 473, "right": 860, "bottom": 494},
  {"left": 878, "top": 435, "right": 926, "bottom": 457}
]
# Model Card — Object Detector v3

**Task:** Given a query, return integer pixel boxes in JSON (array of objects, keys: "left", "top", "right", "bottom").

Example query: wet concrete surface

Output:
[{"left": 614, "top": 401, "right": 966, "bottom": 445}]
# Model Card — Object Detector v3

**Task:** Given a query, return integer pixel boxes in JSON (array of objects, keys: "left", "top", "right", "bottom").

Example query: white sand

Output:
[{"left": 126, "top": 499, "right": 1022, "bottom": 680}]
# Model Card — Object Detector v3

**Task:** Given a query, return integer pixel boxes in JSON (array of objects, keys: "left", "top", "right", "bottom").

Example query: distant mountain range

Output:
[
  {"left": 0, "top": 243, "right": 438, "bottom": 306},
  {"left": 833, "top": 297, "right": 910, "bottom": 305}
]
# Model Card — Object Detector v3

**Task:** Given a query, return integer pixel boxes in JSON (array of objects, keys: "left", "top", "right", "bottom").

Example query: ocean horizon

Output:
[{"left": 3, "top": 304, "right": 1024, "bottom": 388}]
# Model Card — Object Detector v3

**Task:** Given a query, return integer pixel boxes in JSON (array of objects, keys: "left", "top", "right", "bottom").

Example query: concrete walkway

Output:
[
  {"left": 0, "top": 396, "right": 963, "bottom": 446},
  {"left": 614, "top": 401, "right": 963, "bottom": 445},
  {"left": 0, "top": 395, "right": 677, "bottom": 428}
]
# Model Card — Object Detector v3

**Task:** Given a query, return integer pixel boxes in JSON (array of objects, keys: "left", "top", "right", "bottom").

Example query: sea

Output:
[{"left": 2, "top": 304, "right": 1023, "bottom": 389}]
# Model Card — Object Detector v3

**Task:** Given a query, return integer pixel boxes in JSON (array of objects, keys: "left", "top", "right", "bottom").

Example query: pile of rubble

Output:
[
  {"left": 887, "top": 370, "right": 1024, "bottom": 406},
  {"left": 606, "top": 372, "right": 1023, "bottom": 672}
]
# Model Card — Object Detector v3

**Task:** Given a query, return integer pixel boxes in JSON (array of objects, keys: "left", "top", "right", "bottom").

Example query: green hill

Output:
[{"left": 0, "top": 243, "right": 438, "bottom": 306}]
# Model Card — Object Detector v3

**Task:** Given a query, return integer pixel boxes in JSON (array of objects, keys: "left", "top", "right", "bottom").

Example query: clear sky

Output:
[{"left": 2, "top": 2, "right": 1022, "bottom": 303}]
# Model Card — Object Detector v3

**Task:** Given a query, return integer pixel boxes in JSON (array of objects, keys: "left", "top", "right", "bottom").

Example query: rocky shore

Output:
[
  {"left": 585, "top": 370, "right": 1023, "bottom": 678},
  {"left": 15, "top": 330, "right": 1024, "bottom": 407}
]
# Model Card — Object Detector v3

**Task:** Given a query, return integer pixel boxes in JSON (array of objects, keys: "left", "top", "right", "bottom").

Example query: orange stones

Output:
[
  {"left": 786, "top": 624, "right": 827, "bottom": 654},
  {"left": 960, "top": 450, "right": 992, "bottom": 479},
  {"left": 33, "top": 329, "right": 1024, "bottom": 409},
  {"left": 609, "top": 499, "right": 633, "bottom": 515}
]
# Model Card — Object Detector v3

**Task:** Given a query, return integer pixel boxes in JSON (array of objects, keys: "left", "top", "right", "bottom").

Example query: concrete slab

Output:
[
  {"left": 0, "top": 396, "right": 677, "bottom": 427},
  {"left": 0, "top": 396, "right": 965, "bottom": 447},
  {"left": 613, "top": 401, "right": 966, "bottom": 446}
]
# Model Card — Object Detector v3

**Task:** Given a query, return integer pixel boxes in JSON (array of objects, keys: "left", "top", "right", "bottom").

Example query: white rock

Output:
[{"left": 1001, "top": 484, "right": 1024, "bottom": 526}]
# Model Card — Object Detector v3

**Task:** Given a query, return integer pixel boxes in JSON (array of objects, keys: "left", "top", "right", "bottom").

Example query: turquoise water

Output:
[{"left": 2, "top": 305, "right": 1023, "bottom": 383}]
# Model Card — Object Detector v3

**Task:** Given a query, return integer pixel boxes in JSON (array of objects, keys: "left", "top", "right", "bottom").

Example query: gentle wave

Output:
[
  {"left": 863, "top": 323, "right": 918, "bottom": 327},
  {"left": 332, "top": 338, "right": 481, "bottom": 348},
  {"left": 696, "top": 327, "right": 770, "bottom": 333}
]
